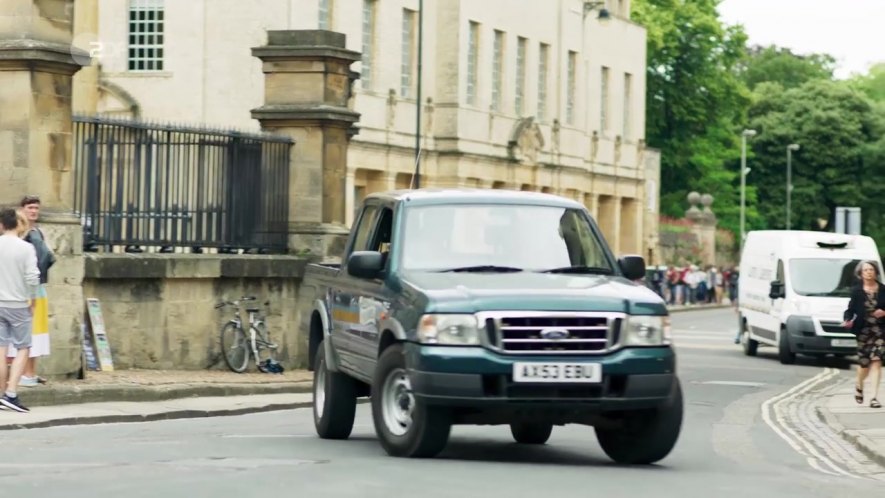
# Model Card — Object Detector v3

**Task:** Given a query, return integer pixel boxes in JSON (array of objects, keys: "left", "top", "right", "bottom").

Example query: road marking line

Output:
[
  {"left": 697, "top": 381, "right": 766, "bottom": 387},
  {"left": 761, "top": 367, "right": 861, "bottom": 479}
]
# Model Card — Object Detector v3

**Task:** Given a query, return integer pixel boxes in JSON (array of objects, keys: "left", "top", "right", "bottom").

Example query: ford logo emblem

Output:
[{"left": 539, "top": 328, "right": 570, "bottom": 340}]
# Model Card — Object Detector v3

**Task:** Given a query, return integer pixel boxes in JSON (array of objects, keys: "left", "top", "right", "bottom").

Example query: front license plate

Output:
[
  {"left": 512, "top": 362, "right": 602, "bottom": 383},
  {"left": 831, "top": 339, "right": 856, "bottom": 348}
]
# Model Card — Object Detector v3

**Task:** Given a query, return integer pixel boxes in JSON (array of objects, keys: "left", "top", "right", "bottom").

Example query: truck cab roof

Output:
[{"left": 365, "top": 188, "right": 585, "bottom": 209}]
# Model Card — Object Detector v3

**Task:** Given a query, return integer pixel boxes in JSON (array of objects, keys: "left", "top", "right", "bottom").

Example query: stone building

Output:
[{"left": 76, "top": 0, "right": 661, "bottom": 261}]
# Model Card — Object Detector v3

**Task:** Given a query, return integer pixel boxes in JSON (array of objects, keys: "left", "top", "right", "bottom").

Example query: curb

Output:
[
  {"left": 0, "top": 400, "right": 313, "bottom": 431},
  {"left": 668, "top": 304, "right": 733, "bottom": 314},
  {"left": 815, "top": 401, "right": 885, "bottom": 469},
  {"left": 22, "top": 381, "right": 313, "bottom": 408}
]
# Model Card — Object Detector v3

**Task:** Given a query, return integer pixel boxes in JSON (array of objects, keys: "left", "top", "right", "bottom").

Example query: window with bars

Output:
[
  {"left": 318, "top": 0, "right": 332, "bottom": 30},
  {"left": 467, "top": 21, "right": 479, "bottom": 106},
  {"left": 127, "top": 0, "right": 164, "bottom": 72},
  {"left": 401, "top": 9, "right": 416, "bottom": 98},
  {"left": 515, "top": 37, "right": 526, "bottom": 115},
  {"left": 623, "top": 72, "right": 633, "bottom": 138},
  {"left": 361, "top": 0, "right": 375, "bottom": 89},
  {"left": 566, "top": 51, "right": 577, "bottom": 125},
  {"left": 600, "top": 66, "right": 610, "bottom": 133},
  {"left": 491, "top": 30, "right": 504, "bottom": 112},
  {"left": 537, "top": 43, "right": 549, "bottom": 121}
]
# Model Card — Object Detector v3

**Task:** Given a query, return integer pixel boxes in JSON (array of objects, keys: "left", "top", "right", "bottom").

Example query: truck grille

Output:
[{"left": 480, "top": 312, "right": 621, "bottom": 355}]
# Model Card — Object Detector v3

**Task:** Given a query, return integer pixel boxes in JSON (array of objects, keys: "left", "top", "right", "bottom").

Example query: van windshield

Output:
[{"left": 789, "top": 258, "right": 862, "bottom": 297}]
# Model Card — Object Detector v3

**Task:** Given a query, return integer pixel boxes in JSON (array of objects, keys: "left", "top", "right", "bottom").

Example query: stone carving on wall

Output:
[
  {"left": 423, "top": 97, "right": 434, "bottom": 147},
  {"left": 590, "top": 130, "right": 599, "bottom": 161},
  {"left": 508, "top": 117, "right": 545, "bottom": 166},
  {"left": 551, "top": 119, "right": 561, "bottom": 160},
  {"left": 614, "top": 135, "right": 622, "bottom": 165}
]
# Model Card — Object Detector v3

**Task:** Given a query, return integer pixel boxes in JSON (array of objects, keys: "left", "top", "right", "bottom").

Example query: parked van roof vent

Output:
[{"left": 817, "top": 241, "right": 849, "bottom": 249}]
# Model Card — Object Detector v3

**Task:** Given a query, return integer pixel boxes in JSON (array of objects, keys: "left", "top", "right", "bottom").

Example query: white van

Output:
[{"left": 738, "top": 230, "right": 882, "bottom": 364}]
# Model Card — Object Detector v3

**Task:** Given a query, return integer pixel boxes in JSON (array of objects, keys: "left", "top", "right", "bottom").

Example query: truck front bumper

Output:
[
  {"left": 786, "top": 316, "right": 857, "bottom": 356},
  {"left": 405, "top": 344, "right": 676, "bottom": 413}
]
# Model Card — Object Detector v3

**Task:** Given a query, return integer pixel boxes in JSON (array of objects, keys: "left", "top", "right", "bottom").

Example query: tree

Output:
[
  {"left": 746, "top": 79, "right": 885, "bottom": 241},
  {"left": 740, "top": 45, "right": 836, "bottom": 91},
  {"left": 632, "top": 0, "right": 752, "bottom": 236}
]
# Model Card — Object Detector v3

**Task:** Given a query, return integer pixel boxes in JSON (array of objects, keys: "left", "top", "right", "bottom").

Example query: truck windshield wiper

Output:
[
  {"left": 539, "top": 265, "right": 613, "bottom": 275},
  {"left": 439, "top": 265, "right": 524, "bottom": 273}
]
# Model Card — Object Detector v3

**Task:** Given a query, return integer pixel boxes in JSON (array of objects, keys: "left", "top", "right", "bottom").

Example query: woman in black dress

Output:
[{"left": 842, "top": 261, "right": 885, "bottom": 408}]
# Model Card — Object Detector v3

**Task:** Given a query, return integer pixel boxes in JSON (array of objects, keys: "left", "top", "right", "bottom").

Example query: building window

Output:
[
  {"left": 537, "top": 43, "right": 549, "bottom": 121},
  {"left": 600, "top": 66, "right": 610, "bottom": 133},
  {"left": 318, "top": 0, "right": 332, "bottom": 29},
  {"left": 515, "top": 37, "right": 527, "bottom": 115},
  {"left": 623, "top": 72, "right": 633, "bottom": 138},
  {"left": 492, "top": 30, "right": 504, "bottom": 112},
  {"left": 401, "top": 9, "right": 417, "bottom": 98},
  {"left": 127, "top": 0, "right": 164, "bottom": 72},
  {"left": 467, "top": 21, "right": 479, "bottom": 106},
  {"left": 566, "top": 51, "right": 577, "bottom": 125},
  {"left": 361, "top": 0, "right": 376, "bottom": 89}
]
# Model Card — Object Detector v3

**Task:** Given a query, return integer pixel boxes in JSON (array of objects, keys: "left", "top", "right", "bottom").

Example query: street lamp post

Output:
[
  {"left": 786, "top": 143, "right": 800, "bottom": 230},
  {"left": 740, "top": 129, "right": 757, "bottom": 251}
]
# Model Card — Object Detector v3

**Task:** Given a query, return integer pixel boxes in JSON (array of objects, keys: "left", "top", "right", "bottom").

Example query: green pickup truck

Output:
[{"left": 302, "top": 189, "right": 682, "bottom": 464}]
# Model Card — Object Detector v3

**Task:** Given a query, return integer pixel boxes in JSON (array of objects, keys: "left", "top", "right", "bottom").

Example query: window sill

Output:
[{"left": 105, "top": 71, "right": 174, "bottom": 78}]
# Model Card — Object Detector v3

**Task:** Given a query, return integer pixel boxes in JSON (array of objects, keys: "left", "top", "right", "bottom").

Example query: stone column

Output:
[
  {"left": 0, "top": 0, "right": 89, "bottom": 378},
  {"left": 686, "top": 192, "right": 717, "bottom": 266},
  {"left": 72, "top": 0, "right": 99, "bottom": 114},
  {"left": 251, "top": 30, "right": 361, "bottom": 257}
]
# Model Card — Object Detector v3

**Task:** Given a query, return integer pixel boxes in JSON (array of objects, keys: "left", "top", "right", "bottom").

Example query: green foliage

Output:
[
  {"left": 632, "top": 0, "right": 752, "bottom": 236},
  {"left": 740, "top": 45, "right": 836, "bottom": 91},
  {"left": 746, "top": 79, "right": 885, "bottom": 241}
]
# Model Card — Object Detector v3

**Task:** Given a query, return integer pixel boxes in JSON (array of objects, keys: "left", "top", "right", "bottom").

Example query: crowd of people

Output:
[
  {"left": 646, "top": 264, "right": 739, "bottom": 306},
  {"left": 0, "top": 196, "right": 54, "bottom": 414}
]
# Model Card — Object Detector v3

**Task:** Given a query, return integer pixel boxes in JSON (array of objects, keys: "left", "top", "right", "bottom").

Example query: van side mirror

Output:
[
  {"left": 619, "top": 255, "right": 646, "bottom": 281},
  {"left": 769, "top": 280, "right": 785, "bottom": 300},
  {"left": 347, "top": 251, "right": 384, "bottom": 279}
]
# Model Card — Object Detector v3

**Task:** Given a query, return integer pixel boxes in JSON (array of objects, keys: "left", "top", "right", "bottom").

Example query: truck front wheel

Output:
[
  {"left": 313, "top": 339, "right": 357, "bottom": 439},
  {"left": 595, "top": 379, "right": 683, "bottom": 465},
  {"left": 372, "top": 344, "right": 451, "bottom": 458}
]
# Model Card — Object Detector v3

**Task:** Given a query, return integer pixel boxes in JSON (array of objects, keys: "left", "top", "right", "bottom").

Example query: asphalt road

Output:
[{"left": 4, "top": 308, "right": 881, "bottom": 497}]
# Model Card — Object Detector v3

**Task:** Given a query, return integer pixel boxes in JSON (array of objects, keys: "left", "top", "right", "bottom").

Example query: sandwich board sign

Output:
[
  {"left": 81, "top": 322, "right": 100, "bottom": 372},
  {"left": 85, "top": 298, "right": 114, "bottom": 371}
]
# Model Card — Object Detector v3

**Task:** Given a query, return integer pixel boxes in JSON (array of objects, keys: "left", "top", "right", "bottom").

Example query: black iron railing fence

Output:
[{"left": 73, "top": 116, "right": 293, "bottom": 253}]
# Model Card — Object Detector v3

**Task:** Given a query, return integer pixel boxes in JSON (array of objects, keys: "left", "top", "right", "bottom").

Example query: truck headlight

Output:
[
  {"left": 624, "top": 315, "right": 671, "bottom": 346},
  {"left": 417, "top": 314, "right": 480, "bottom": 345}
]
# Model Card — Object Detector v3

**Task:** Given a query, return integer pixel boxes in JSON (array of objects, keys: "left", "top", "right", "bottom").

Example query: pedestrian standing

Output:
[
  {"left": 842, "top": 261, "right": 885, "bottom": 409},
  {"left": 0, "top": 207, "right": 41, "bottom": 413},
  {"left": 7, "top": 196, "right": 54, "bottom": 386}
]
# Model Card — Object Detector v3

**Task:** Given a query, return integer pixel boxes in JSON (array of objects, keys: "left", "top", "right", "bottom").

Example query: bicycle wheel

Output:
[{"left": 220, "top": 322, "right": 250, "bottom": 373}]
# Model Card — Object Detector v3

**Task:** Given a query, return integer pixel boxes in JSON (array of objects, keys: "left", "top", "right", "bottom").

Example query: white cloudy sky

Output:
[{"left": 717, "top": 0, "right": 885, "bottom": 78}]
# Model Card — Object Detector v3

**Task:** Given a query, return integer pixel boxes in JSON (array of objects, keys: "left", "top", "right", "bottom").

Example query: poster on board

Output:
[
  {"left": 85, "top": 298, "right": 114, "bottom": 371},
  {"left": 81, "top": 322, "right": 100, "bottom": 372}
]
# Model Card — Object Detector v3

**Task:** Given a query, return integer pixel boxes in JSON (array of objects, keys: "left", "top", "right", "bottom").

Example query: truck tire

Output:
[
  {"left": 740, "top": 317, "right": 758, "bottom": 356},
  {"left": 313, "top": 339, "right": 357, "bottom": 440},
  {"left": 510, "top": 423, "right": 553, "bottom": 444},
  {"left": 778, "top": 327, "right": 796, "bottom": 365},
  {"left": 595, "top": 379, "right": 683, "bottom": 465},
  {"left": 372, "top": 344, "right": 451, "bottom": 458}
]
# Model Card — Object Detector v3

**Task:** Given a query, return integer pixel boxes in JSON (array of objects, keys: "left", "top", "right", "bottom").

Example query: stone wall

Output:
[{"left": 80, "top": 254, "right": 310, "bottom": 372}]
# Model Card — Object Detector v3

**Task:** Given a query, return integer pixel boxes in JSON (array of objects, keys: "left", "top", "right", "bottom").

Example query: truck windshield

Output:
[
  {"left": 399, "top": 204, "right": 614, "bottom": 273},
  {"left": 789, "top": 258, "right": 862, "bottom": 297}
]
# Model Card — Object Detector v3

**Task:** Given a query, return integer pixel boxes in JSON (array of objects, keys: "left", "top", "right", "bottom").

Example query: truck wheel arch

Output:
[
  {"left": 378, "top": 330, "right": 399, "bottom": 356},
  {"left": 309, "top": 311, "right": 324, "bottom": 371}
]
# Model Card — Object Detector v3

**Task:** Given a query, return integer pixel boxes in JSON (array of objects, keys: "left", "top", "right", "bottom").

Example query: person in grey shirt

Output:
[{"left": 0, "top": 207, "right": 41, "bottom": 413}]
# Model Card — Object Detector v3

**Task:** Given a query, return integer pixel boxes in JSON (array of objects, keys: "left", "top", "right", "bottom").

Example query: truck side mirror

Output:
[
  {"left": 347, "top": 251, "right": 384, "bottom": 279},
  {"left": 618, "top": 255, "right": 646, "bottom": 281},
  {"left": 769, "top": 280, "right": 785, "bottom": 300}
]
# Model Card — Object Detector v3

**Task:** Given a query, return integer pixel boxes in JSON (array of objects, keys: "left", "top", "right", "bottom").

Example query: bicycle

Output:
[{"left": 216, "top": 296, "right": 279, "bottom": 373}]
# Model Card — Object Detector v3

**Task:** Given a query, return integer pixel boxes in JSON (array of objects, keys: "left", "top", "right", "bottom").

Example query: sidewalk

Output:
[{"left": 816, "top": 379, "right": 885, "bottom": 468}]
